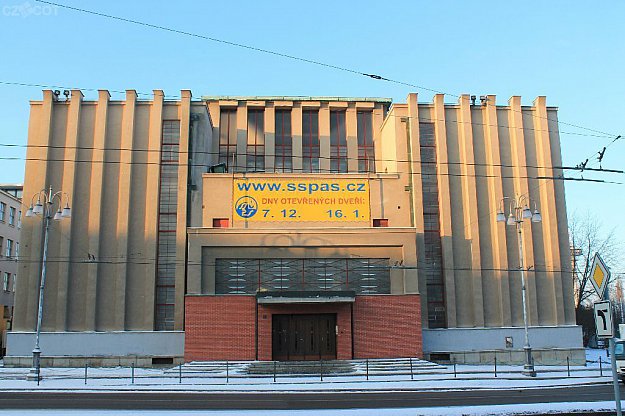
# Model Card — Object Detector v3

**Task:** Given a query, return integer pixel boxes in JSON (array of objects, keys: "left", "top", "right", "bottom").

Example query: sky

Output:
[{"left": 0, "top": 1, "right": 623, "bottom": 264}]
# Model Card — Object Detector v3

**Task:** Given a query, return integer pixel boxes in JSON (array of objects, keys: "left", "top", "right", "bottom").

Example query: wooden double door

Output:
[{"left": 272, "top": 314, "right": 337, "bottom": 361}]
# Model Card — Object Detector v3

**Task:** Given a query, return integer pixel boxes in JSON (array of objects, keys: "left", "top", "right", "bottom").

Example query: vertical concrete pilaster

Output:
[
  {"left": 346, "top": 105, "right": 358, "bottom": 173},
  {"left": 174, "top": 90, "right": 192, "bottom": 330},
  {"left": 264, "top": 104, "right": 275, "bottom": 172},
  {"left": 508, "top": 96, "right": 538, "bottom": 326},
  {"left": 143, "top": 90, "right": 163, "bottom": 329},
  {"left": 319, "top": 104, "right": 330, "bottom": 172},
  {"left": 458, "top": 95, "right": 484, "bottom": 327},
  {"left": 236, "top": 102, "right": 247, "bottom": 172},
  {"left": 114, "top": 90, "right": 137, "bottom": 329},
  {"left": 432, "top": 94, "right": 457, "bottom": 328},
  {"left": 85, "top": 90, "right": 110, "bottom": 331},
  {"left": 17, "top": 90, "right": 55, "bottom": 331},
  {"left": 292, "top": 105, "right": 303, "bottom": 172},
  {"left": 533, "top": 96, "right": 563, "bottom": 324},
  {"left": 56, "top": 89, "right": 83, "bottom": 330},
  {"left": 483, "top": 95, "right": 511, "bottom": 326},
  {"left": 407, "top": 94, "right": 425, "bottom": 297}
]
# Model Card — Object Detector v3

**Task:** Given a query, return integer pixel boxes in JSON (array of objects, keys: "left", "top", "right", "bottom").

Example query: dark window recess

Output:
[
  {"left": 215, "top": 258, "right": 390, "bottom": 295},
  {"left": 330, "top": 110, "right": 347, "bottom": 173},
  {"left": 246, "top": 109, "right": 265, "bottom": 172},
  {"left": 357, "top": 111, "right": 374, "bottom": 172},
  {"left": 302, "top": 110, "right": 320, "bottom": 172},
  {"left": 275, "top": 109, "right": 292, "bottom": 172},
  {"left": 373, "top": 218, "right": 389, "bottom": 227},
  {"left": 212, "top": 218, "right": 230, "bottom": 228},
  {"left": 152, "top": 357, "right": 174, "bottom": 365},
  {"left": 429, "top": 353, "right": 451, "bottom": 363},
  {"left": 155, "top": 120, "right": 180, "bottom": 331},
  {"left": 219, "top": 109, "right": 237, "bottom": 171},
  {"left": 419, "top": 122, "right": 447, "bottom": 329}
]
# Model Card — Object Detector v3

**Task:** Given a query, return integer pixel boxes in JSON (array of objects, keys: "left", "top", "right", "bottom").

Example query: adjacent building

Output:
[
  {"left": 0, "top": 185, "right": 22, "bottom": 356},
  {"left": 6, "top": 90, "right": 582, "bottom": 366}
]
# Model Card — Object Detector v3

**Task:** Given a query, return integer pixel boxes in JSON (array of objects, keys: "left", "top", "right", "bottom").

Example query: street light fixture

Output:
[
  {"left": 496, "top": 195, "right": 541, "bottom": 377},
  {"left": 25, "top": 187, "right": 71, "bottom": 382}
]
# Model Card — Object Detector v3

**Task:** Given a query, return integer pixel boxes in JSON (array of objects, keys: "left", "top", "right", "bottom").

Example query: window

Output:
[
  {"left": 0, "top": 237, "right": 3, "bottom": 256},
  {"left": 17, "top": 210, "right": 21, "bottom": 228},
  {"left": 0, "top": 202, "right": 5, "bottom": 221},
  {"left": 419, "top": 122, "right": 446, "bottom": 329},
  {"left": 357, "top": 111, "right": 374, "bottom": 172},
  {"left": 246, "top": 109, "right": 265, "bottom": 172},
  {"left": 156, "top": 120, "right": 181, "bottom": 331},
  {"left": 373, "top": 218, "right": 389, "bottom": 227},
  {"left": 212, "top": 218, "right": 230, "bottom": 228},
  {"left": 8, "top": 207, "right": 15, "bottom": 226},
  {"left": 11, "top": 274, "right": 15, "bottom": 292},
  {"left": 330, "top": 110, "right": 347, "bottom": 173},
  {"left": 14, "top": 242, "right": 19, "bottom": 259},
  {"left": 219, "top": 109, "right": 237, "bottom": 172},
  {"left": 3, "top": 273, "right": 9, "bottom": 292},
  {"left": 302, "top": 110, "right": 319, "bottom": 172},
  {"left": 5, "top": 239, "right": 12, "bottom": 258},
  {"left": 275, "top": 110, "right": 292, "bottom": 172},
  {"left": 215, "top": 258, "right": 390, "bottom": 294}
]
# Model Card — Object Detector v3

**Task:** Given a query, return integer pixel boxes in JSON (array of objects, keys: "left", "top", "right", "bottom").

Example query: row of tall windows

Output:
[
  {"left": 155, "top": 120, "right": 180, "bottom": 331},
  {"left": 419, "top": 123, "right": 447, "bottom": 329},
  {"left": 215, "top": 258, "right": 390, "bottom": 295},
  {"left": 218, "top": 109, "right": 374, "bottom": 173}
]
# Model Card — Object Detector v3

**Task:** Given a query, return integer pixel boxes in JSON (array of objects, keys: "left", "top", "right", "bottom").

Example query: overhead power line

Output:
[
  {"left": 2, "top": 255, "right": 600, "bottom": 275},
  {"left": 1, "top": 154, "right": 620, "bottom": 184},
  {"left": 33, "top": 0, "right": 621, "bottom": 139},
  {"left": 3, "top": 141, "right": 619, "bottom": 174}
]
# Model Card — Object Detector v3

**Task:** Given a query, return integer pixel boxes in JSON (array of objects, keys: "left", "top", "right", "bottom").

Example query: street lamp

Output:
[
  {"left": 25, "top": 187, "right": 71, "bottom": 382},
  {"left": 496, "top": 195, "right": 541, "bottom": 377}
]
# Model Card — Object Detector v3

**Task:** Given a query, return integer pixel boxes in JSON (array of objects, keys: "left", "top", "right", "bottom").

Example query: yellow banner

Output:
[{"left": 233, "top": 178, "right": 370, "bottom": 222}]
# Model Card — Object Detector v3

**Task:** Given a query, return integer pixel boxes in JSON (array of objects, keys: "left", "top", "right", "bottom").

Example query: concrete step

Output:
[
  {"left": 246, "top": 360, "right": 355, "bottom": 375},
  {"left": 173, "top": 357, "right": 446, "bottom": 376}
]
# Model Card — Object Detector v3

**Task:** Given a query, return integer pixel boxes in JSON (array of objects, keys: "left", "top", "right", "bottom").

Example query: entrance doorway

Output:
[{"left": 272, "top": 314, "right": 337, "bottom": 361}]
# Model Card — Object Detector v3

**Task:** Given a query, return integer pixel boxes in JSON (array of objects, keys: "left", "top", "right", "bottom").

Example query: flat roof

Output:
[{"left": 201, "top": 96, "right": 393, "bottom": 103}]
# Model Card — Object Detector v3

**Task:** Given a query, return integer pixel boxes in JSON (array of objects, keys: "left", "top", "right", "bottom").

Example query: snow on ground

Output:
[
  {"left": 0, "top": 350, "right": 621, "bottom": 414},
  {"left": 0, "top": 349, "right": 614, "bottom": 392},
  {"left": 0, "top": 401, "right": 619, "bottom": 415}
]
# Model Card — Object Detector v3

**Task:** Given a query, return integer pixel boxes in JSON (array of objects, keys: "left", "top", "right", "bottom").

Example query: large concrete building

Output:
[
  {"left": 0, "top": 185, "right": 22, "bottom": 356},
  {"left": 6, "top": 90, "right": 582, "bottom": 366}
]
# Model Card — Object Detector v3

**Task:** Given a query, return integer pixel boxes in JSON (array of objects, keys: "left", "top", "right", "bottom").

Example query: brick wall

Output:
[
  {"left": 257, "top": 303, "right": 352, "bottom": 360},
  {"left": 184, "top": 296, "right": 256, "bottom": 361},
  {"left": 353, "top": 294, "right": 422, "bottom": 358}
]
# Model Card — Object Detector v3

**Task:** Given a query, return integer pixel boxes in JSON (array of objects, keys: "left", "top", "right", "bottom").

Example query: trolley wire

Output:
[{"left": 31, "top": 0, "right": 622, "bottom": 140}]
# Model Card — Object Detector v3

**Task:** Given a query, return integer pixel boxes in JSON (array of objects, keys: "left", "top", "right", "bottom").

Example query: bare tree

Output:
[{"left": 569, "top": 212, "right": 622, "bottom": 315}]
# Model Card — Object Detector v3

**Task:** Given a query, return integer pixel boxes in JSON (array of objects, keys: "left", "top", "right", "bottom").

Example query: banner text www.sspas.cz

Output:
[{"left": 236, "top": 181, "right": 366, "bottom": 194}]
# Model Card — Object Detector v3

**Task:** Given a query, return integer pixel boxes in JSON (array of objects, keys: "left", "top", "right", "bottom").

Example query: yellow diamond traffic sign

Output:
[{"left": 590, "top": 253, "right": 611, "bottom": 300}]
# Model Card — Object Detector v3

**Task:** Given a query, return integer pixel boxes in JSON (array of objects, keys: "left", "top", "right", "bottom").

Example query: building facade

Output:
[
  {"left": 0, "top": 185, "right": 22, "bottom": 356},
  {"left": 6, "top": 90, "right": 583, "bottom": 366}
]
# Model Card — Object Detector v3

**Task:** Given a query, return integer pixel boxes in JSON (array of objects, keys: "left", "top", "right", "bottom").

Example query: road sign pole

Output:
[{"left": 609, "top": 337, "right": 622, "bottom": 416}]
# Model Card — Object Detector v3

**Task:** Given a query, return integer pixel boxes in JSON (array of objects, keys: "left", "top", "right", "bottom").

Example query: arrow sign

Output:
[{"left": 594, "top": 300, "right": 613, "bottom": 338}]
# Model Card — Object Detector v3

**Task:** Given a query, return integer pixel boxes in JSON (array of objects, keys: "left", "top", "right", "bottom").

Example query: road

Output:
[{"left": 0, "top": 383, "right": 623, "bottom": 410}]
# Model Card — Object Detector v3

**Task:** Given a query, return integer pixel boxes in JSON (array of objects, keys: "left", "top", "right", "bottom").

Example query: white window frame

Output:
[{"left": 3, "top": 272, "right": 9, "bottom": 292}]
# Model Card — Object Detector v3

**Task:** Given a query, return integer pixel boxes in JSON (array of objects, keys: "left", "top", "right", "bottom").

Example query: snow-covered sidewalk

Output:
[
  {"left": 0, "top": 348, "right": 615, "bottom": 393},
  {"left": 0, "top": 350, "right": 620, "bottom": 415}
]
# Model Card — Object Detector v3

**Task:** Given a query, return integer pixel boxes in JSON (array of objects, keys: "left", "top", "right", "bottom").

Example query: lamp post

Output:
[
  {"left": 25, "top": 187, "right": 71, "bottom": 382},
  {"left": 496, "top": 195, "right": 541, "bottom": 377}
]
